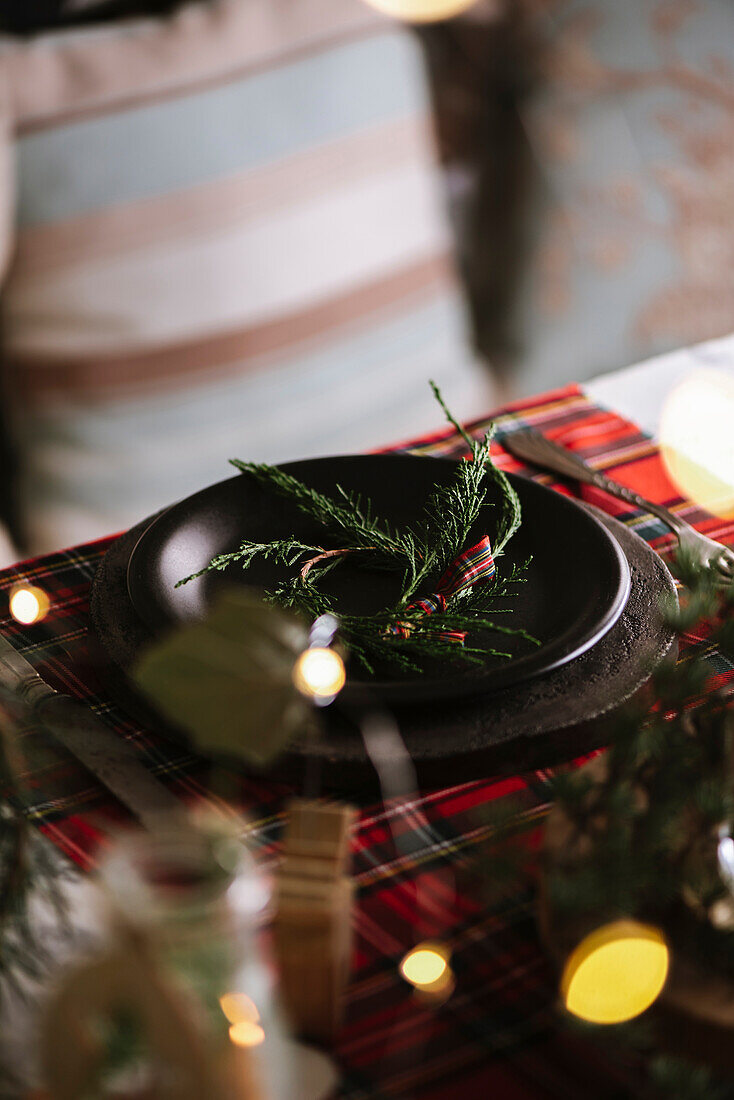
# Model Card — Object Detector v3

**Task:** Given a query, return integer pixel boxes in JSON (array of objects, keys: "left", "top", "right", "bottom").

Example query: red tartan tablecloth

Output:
[{"left": 3, "top": 383, "right": 733, "bottom": 1098}]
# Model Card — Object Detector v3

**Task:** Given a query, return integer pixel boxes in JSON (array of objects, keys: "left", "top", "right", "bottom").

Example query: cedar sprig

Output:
[
  {"left": 428, "top": 381, "right": 522, "bottom": 557},
  {"left": 181, "top": 538, "right": 327, "bottom": 584},
  {"left": 229, "top": 461, "right": 416, "bottom": 561},
  {"left": 179, "top": 384, "right": 536, "bottom": 672}
]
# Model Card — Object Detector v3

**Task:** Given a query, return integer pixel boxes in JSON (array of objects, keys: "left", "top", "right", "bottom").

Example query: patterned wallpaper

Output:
[{"left": 421, "top": 0, "right": 734, "bottom": 393}]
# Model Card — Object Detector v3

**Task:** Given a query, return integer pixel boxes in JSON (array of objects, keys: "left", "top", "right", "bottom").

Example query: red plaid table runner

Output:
[{"left": 3, "top": 383, "right": 733, "bottom": 1098}]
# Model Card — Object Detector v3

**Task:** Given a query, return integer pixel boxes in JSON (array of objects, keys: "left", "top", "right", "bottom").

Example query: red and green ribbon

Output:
[{"left": 390, "top": 535, "right": 496, "bottom": 644}]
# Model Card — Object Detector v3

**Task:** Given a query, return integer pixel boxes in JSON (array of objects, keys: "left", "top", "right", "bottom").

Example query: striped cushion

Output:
[{"left": 0, "top": 0, "right": 490, "bottom": 553}]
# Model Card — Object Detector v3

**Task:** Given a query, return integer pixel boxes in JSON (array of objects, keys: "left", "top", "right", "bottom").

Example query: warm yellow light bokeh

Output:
[
  {"left": 292, "top": 647, "right": 346, "bottom": 700},
  {"left": 400, "top": 943, "right": 449, "bottom": 988},
  {"left": 359, "top": 0, "right": 478, "bottom": 21},
  {"left": 561, "top": 920, "right": 669, "bottom": 1024},
  {"left": 659, "top": 369, "right": 734, "bottom": 519},
  {"left": 229, "top": 1021, "right": 265, "bottom": 1048},
  {"left": 220, "top": 992, "right": 260, "bottom": 1026},
  {"left": 9, "top": 585, "right": 50, "bottom": 625}
]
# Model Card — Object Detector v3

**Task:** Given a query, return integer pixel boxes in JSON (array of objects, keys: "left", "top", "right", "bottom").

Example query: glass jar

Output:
[{"left": 84, "top": 818, "right": 292, "bottom": 1099}]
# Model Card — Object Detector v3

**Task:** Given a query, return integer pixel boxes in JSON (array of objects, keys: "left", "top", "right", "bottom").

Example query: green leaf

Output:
[{"left": 133, "top": 590, "right": 316, "bottom": 767}]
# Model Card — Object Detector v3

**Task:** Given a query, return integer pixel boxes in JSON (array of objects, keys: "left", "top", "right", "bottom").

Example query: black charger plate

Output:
[
  {"left": 92, "top": 498, "right": 675, "bottom": 791},
  {"left": 125, "top": 455, "right": 630, "bottom": 704}
]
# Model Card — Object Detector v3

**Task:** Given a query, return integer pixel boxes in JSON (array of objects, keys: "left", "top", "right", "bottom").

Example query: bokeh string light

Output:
[
  {"left": 659, "top": 368, "right": 734, "bottom": 521},
  {"left": 292, "top": 613, "right": 346, "bottom": 706},
  {"left": 9, "top": 584, "right": 50, "bottom": 625},
  {"left": 228, "top": 1021, "right": 266, "bottom": 1048},
  {"left": 400, "top": 942, "right": 448, "bottom": 986},
  {"left": 292, "top": 647, "right": 346, "bottom": 704},
  {"left": 220, "top": 991, "right": 266, "bottom": 1048},
  {"left": 359, "top": 0, "right": 479, "bottom": 22},
  {"left": 560, "top": 920, "right": 669, "bottom": 1025},
  {"left": 400, "top": 941, "right": 455, "bottom": 1000}
]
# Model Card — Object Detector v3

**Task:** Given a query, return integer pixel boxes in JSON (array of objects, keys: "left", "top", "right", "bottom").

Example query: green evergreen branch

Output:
[
  {"left": 410, "top": 452, "right": 490, "bottom": 593},
  {"left": 487, "top": 464, "right": 523, "bottom": 557},
  {"left": 470, "top": 557, "right": 734, "bottom": 1089},
  {"left": 229, "top": 460, "right": 414, "bottom": 561},
  {"left": 177, "top": 538, "right": 326, "bottom": 586},
  {"left": 180, "top": 384, "right": 532, "bottom": 673},
  {"left": 429, "top": 379, "right": 492, "bottom": 457},
  {"left": 428, "top": 378, "right": 521, "bottom": 556}
]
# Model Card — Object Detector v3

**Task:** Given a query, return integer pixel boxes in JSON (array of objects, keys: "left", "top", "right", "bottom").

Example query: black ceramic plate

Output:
[{"left": 126, "top": 454, "right": 630, "bottom": 704}]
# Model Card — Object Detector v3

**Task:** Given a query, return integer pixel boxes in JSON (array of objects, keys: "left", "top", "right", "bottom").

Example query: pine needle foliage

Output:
[
  {"left": 0, "top": 688, "right": 71, "bottom": 1002},
  {"left": 539, "top": 561, "right": 734, "bottom": 937},
  {"left": 179, "top": 384, "right": 536, "bottom": 673},
  {"left": 472, "top": 554, "right": 734, "bottom": 1096}
]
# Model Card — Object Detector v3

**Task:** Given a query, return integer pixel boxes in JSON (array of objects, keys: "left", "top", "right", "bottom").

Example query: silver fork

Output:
[{"left": 503, "top": 428, "right": 734, "bottom": 582}]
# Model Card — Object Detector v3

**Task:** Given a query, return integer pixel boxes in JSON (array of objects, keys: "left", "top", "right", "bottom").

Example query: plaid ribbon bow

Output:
[{"left": 390, "top": 535, "right": 496, "bottom": 643}]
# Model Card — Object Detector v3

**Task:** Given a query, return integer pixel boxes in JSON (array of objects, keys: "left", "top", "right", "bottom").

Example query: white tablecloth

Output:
[{"left": 584, "top": 332, "right": 734, "bottom": 439}]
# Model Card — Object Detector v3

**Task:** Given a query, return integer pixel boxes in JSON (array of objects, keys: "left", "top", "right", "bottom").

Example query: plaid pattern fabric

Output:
[
  {"left": 435, "top": 535, "right": 496, "bottom": 594},
  {"left": 2, "top": 382, "right": 733, "bottom": 1098},
  {"left": 390, "top": 535, "right": 495, "bottom": 641}
]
